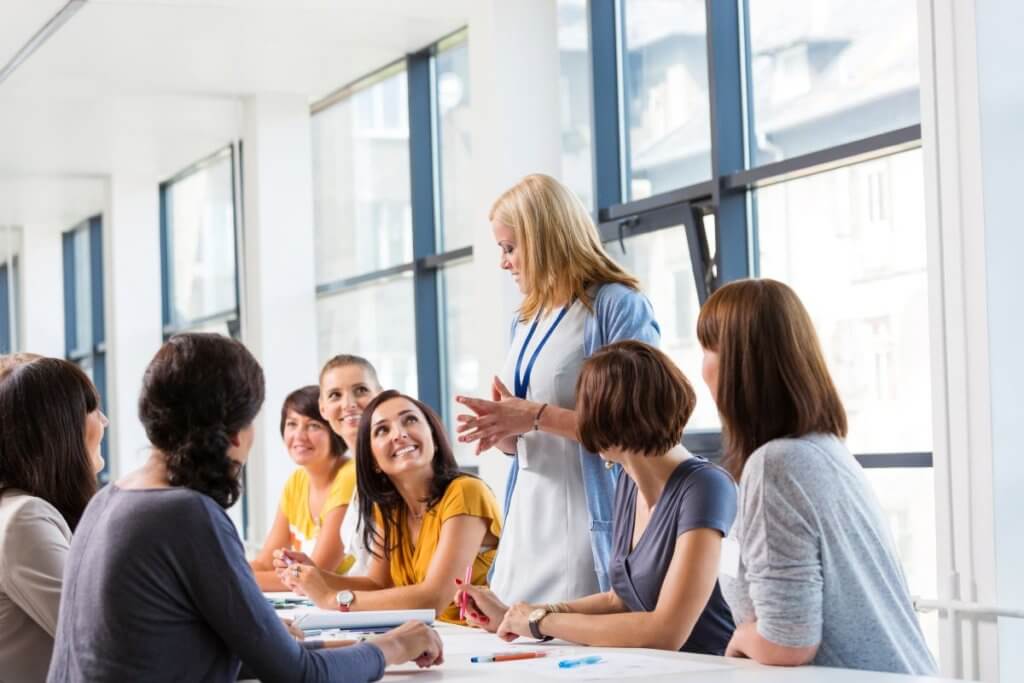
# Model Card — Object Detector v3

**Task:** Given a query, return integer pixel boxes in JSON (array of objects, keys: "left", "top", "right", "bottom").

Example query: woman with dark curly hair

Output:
[
  {"left": 47, "top": 334, "right": 443, "bottom": 683},
  {"left": 0, "top": 355, "right": 106, "bottom": 683},
  {"left": 281, "top": 390, "right": 502, "bottom": 624}
]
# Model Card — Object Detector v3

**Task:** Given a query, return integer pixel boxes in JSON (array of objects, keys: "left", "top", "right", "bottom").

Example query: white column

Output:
[
  {"left": 240, "top": 94, "right": 320, "bottom": 544},
  {"left": 20, "top": 223, "right": 65, "bottom": 357},
  {"left": 104, "top": 172, "right": 163, "bottom": 477},
  {"left": 466, "top": 0, "right": 564, "bottom": 495},
  {"left": 920, "top": 1, "right": 1024, "bottom": 680}
]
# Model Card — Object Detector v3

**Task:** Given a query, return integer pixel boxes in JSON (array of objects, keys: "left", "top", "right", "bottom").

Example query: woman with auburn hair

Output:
[
  {"left": 48, "top": 334, "right": 442, "bottom": 682},
  {"left": 0, "top": 356, "right": 107, "bottom": 683},
  {"left": 458, "top": 341, "right": 736, "bottom": 653},
  {"left": 280, "top": 390, "right": 501, "bottom": 624},
  {"left": 250, "top": 386, "right": 354, "bottom": 591},
  {"left": 697, "top": 279, "right": 936, "bottom": 674},
  {"left": 456, "top": 173, "right": 660, "bottom": 606}
]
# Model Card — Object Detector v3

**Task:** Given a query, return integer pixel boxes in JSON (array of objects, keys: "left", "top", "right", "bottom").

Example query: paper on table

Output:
[
  {"left": 291, "top": 608, "right": 434, "bottom": 631},
  {"left": 440, "top": 629, "right": 575, "bottom": 657},
  {"left": 510, "top": 652, "right": 732, "bottom": 680}
]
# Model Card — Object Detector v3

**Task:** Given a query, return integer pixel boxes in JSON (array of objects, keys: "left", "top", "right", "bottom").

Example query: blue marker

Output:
[{"left": 558, "top": 655, "right": 603, "bottom": 669}]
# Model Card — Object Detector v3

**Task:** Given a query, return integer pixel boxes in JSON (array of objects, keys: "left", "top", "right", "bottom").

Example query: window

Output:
[
  {"left": 622, "top": 0, "right": 712, "bottom": 199},
  {"left": 756, "top": 149, "right": 930, "bottom": 454},
  {"left": 439, "top": 260, "right": 478, "bottom": 463},
  {"left": 313, "top": 67, "right": 412, "bottom": 282},
  {"left": 746, "top": 0, "right": 921, "bottom": 165},
  {"left": 435, "top": 34, "right": 473, "bottom": 252},
  {"left": 557, "top": 0, "right": 595, "bottom": 210},
  {"left": 160, "top": 146, "right": 240, "bottom": 338},
  {"left": 0, "top": 225, "right": 21, "bottom": 354},
  {"left": 63, "top": 217, "right": 110, "bottom": 483}
]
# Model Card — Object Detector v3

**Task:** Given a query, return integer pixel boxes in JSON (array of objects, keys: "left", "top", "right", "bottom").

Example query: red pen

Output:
[{"left": 471, "top": 652, "right": 547, "bottom": 663}]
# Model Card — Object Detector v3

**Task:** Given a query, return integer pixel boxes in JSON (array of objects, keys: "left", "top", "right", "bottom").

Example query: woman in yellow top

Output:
[
  {"left": 281, "top": 390, "right": 501, "bottom": 623},
  {"left": 250, "top": 386, "right": 355, "bottom": 590}
]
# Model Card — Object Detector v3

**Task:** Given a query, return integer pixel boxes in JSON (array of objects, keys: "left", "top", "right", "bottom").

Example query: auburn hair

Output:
[
  {"left": 577, "top": 340, "right": 696, "bottom": 457},
  {"left": 490, "top": 173, "right": 639, "bottom": 320},
  {"left": 696, "top": 278, "right": 847, "bottom": 480}
]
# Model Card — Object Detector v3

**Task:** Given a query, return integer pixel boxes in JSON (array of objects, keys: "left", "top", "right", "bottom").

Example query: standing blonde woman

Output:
[{"left": 456, "top": 174, "right": 660, "bottom": 604}]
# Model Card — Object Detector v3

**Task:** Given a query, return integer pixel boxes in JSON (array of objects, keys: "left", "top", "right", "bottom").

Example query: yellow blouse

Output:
[
  {"left": 279, "top": 459, "right": 357, "bottom": 575},
  {"left": 377, "top": 476, "right": 502, "bottom": 623}
]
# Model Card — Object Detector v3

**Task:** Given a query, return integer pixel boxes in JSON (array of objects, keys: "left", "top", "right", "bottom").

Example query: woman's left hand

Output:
[
  {"left": 286, "top": 564, "right": 334, "bottom": 609},
  {"left": 495, "top": 602, "right": 535, "bottom": 641},
  {"left": 456, "top": 377, "right": 537, "bottom": 453}
]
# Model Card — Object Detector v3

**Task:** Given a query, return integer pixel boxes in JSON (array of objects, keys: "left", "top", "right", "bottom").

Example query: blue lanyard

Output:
[{"left": 513, "top": 305, "right": 571, "bottom": 399}]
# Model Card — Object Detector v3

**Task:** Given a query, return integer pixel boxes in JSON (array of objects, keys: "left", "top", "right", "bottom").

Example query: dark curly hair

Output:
[
  {"left": 355, "top": 390, "right": 466, "bottom": 559},
  {"left": 0, "top": 357, "right": 100, "bottom": 531},
  {"left": 280, "top": 385, "right": 346, "bottom": 456},
  {"left": 138, "top": 333, "right": 265, "bottom": 508}
]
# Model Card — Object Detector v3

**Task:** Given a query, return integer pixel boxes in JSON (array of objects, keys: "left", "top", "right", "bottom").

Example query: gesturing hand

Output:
[{"left": 456, "top": 377, "right": 537, "bottom": 455}]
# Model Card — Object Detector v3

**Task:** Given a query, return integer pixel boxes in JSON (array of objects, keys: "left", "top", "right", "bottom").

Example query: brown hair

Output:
[
  {"left": 280, "top": 385, "right": 346, "bottom": 456},
  {"left": 354, "top": 390, "right": 468, "bottom": 559},
  {"left": 319, "top": 354, "right": 381, "bottom": 387},
  {"left": 139, "top": 333, "right": 265, "bottom": 508},
  {"left": 490, "top": 174, "right": 640, "bottom": 320},
  {"left": 696, "top": 278, "right": 847, "bottom": 480},
  {"left": 0, "top": 357, "right": 100, "bottom": 530},
  {"left": 576, "top": 340, "right": 696, "bottom": 457}
]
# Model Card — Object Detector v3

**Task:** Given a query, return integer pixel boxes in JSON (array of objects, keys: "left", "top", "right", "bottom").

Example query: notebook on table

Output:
[{"left": 290, "top": 608, "right": 435, "bottom": 631}]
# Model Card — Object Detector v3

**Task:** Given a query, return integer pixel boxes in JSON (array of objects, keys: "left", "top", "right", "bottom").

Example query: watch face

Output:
[
  {"left": 336, "top": 590, "right": 355, "bottom": 607},
  {"left": 528, "top": 608, "right": 547, "bottom": 623}
]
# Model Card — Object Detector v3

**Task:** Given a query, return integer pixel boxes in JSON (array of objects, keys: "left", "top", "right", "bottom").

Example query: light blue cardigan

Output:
[{"left": 499, "top": 282, "right": 661, "bottom": 592}]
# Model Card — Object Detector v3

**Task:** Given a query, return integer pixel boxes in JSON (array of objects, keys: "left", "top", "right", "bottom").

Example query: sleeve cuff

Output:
[{"left": 756, "top": 618, "right": 821, "bottom": 649}]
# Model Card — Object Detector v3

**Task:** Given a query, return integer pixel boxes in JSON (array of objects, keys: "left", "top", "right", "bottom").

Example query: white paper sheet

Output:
[
  {"left": 499, "top": 652, "right": 732, "bottom": 680},
  {"left": 290, "top": 608, "right": 435, "bottom": 630}
]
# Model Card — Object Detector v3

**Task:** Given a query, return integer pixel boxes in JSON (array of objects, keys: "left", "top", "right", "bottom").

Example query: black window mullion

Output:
[
  {"left": 62, "top": 230, "right": 77, "bottom": 357},
  {"left": 704, "top": 0, "right": 750, "bottom": 285},
  {"left": 407, "top": 49, "right": 443, "bottom": 415}
]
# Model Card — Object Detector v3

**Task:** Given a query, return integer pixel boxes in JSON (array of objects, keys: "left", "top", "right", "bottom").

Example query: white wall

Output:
[{"left": 19, "top": 223, "right": 65, "bottom": 357}]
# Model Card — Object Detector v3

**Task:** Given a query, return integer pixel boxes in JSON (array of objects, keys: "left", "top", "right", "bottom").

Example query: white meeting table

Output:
[{"left": 375, "top": 623, "right": 962, "bottom": 683}]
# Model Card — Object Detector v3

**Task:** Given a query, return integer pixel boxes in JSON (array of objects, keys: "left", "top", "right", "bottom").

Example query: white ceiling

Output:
[{"left": 0, "top": 0, "right": 470, "bottom": 226}]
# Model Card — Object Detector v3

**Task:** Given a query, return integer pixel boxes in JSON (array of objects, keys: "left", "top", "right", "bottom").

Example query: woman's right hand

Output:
[
  {"left": 455, "top": 582, "right": 510, "bottom": 635},
  {"left": 371, "top": 621, "right": 444, "bottom": 668}
]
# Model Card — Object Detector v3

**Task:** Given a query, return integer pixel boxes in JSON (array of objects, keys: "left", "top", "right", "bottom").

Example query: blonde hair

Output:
[{"left": 490, "top": 174, "right": 639, "bottom": 320}]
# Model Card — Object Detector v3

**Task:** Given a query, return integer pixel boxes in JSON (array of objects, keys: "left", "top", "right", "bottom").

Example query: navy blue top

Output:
[
  {"left": 610, "top": 457, "right": 737, "bottom": 655},
  {"left": 48, "top": 485, "right": 386, "bottom": 683}
]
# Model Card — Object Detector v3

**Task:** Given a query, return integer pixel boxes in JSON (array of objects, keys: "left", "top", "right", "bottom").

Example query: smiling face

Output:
[
  {"left": 492, "top": 219, "right": 526, "bottom": 294},
  {"left": 320, "top": 364, "right": 381, "bottom": 447},
  {"left": 368, "top": 397, "right": 436, "bottom": 479},
  {"left": 282, "top": 409, "right": 333, "bottom": 469}
]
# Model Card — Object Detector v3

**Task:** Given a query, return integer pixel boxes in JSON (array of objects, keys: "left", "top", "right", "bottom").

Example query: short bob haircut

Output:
[
  {"left": 696, "top": 278, "right": 847, "bottom": 481},
  {"left": 139, "top": 333, "right": 265, "bottom": 509},
  {"left": 490, "top": 173, "right": 639, "bottom": 321},
  {"left": 354, "top": 390, "right": 466, "bottom": 559},
  {"left": 279, "top": 385, "right": 346, "bottom": 456},
  {"left": 576, "top": 340, "right": 696, "bottom": 457},
  {"left": 0, "top": 357, "right": 100, "bottom": 531}
]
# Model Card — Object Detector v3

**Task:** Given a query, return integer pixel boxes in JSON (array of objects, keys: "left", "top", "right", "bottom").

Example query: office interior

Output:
[{"left": 0, "top": 1, "right": 1020, "bottom": 680}]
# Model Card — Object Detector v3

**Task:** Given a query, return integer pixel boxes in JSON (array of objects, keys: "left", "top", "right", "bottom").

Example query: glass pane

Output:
[
  {"left": 316, "top": 274, "right": 418, "bottom": 396},
  {"left": 164, "top": 152, "right": 238, "bottom": 327},
  {"left": 72, "top": 227, "right": 93, "bottom": 355},
  {"left": 606, "top": 229, "right": 719, "bottom": 431},
  {"left": 622, "top": 0, "right": 711, "bottom": 200},
  {"left": 757, "top": 148, "right": 931, "bottom": 453},
  {"left": 440, "top": 261, "right": 479, "bottom": 464},
  {"left": 436, "top": 37, "right": 473, "bottom": 252},
  {"left": 863, "top": 467, "right": 939, "bottom": 660},
  {"left": 313, "top": 70, "right": 412, "bottom": 282},
  {"left": 747, "top": 0, "right": 920, "bottom": 165},
  {"left": 557, "top": 0, "right": 595, "bottom": 211}
]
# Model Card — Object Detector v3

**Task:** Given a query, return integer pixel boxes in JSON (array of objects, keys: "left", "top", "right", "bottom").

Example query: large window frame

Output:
[
  {"left": 63, "top": 216, "right": 110, "bottom": 483},
  {"left": 313, "top": 29, "right": 472, "bottom": 424},
  {"left": 589, "top": 0, "right": 928, "bottom": 468}
]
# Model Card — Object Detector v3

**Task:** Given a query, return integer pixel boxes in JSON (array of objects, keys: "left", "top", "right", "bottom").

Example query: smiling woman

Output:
[{"left": 278, "top": 390, "right": 502, "bottom": 623}]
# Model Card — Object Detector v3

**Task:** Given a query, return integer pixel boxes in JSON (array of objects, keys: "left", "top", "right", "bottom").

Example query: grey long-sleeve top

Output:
[
  {"left": 0, "top": 491, "right": 71, "bottom": 683},
  {"left": 718, "top": 433, "right": 936, "bottom": 675},
  {"left": 48, "top": 484, "right": 386, "bottom": 683}
]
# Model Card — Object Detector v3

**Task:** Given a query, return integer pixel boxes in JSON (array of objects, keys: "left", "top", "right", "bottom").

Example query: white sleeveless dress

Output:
[{"left": 489, "top": 301, "right": 601, "bottom": 604}]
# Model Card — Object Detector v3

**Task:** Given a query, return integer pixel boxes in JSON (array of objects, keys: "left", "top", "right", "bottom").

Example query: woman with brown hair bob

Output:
[
  {"left": 697, "top": 279, "right": 935, "bottom": 674},
  {"left": 0, "top": 356, "right": 107, "bottom": 682}
]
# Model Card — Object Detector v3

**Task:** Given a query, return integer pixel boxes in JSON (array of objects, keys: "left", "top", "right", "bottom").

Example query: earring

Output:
[{"left": 604, "top": 460, "right": 615, "bottom": 470}]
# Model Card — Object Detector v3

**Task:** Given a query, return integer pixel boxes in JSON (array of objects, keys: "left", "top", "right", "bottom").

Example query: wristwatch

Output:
[
  {"left": 336, "top": 590, "right": 355, "bottom": 612},
  {"left": 528, "top": 607, "right": 553, "bottom": 641}
]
